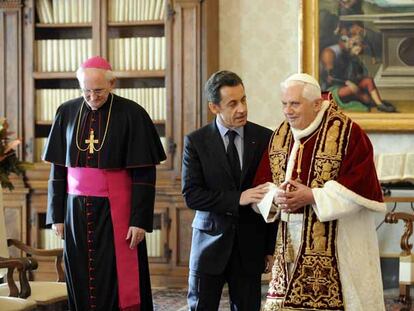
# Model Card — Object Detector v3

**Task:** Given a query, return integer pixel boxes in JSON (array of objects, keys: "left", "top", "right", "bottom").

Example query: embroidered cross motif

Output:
[{"left": 304, "top": 266, "right": 330, "bottom": 296}]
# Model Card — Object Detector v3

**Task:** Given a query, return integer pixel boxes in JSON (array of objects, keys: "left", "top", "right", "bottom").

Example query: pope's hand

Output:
[
  {"left": 272, "top": 180, "right": 290, "bottom": 207},
  {"left": 126, "top": 226, "right": 146, "bottom": 249},
  {"left": 277, "top": 179, "right": 315, "bottom": 213}
]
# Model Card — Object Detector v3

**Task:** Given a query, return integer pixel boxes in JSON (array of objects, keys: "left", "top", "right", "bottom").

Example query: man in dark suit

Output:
[{"left": 182, "top": 70, "right": 278, "bottom": 311}]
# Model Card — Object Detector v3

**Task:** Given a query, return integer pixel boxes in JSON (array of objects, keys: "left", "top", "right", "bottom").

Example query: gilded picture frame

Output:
[{"left": 300, "top": 0, "right": 414, "bottom": 132}]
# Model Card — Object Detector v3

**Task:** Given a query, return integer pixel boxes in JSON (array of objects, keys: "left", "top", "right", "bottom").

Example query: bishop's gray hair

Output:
[{"left": 76, "top": 67, "right": 115, "bottom": 84}]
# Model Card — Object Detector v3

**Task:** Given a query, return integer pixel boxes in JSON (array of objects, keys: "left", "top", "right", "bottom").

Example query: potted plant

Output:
[{"left": 0, "top": 118, "right": 32, "bottom": 190}]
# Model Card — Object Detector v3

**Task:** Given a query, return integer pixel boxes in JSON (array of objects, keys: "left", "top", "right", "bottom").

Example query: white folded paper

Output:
[{"left": 252, "top": 182, "right": 279, "bottom": 223}]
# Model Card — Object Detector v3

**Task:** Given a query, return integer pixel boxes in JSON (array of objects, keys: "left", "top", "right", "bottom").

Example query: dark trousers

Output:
[{"left": 187, "top": 240, "right": 262, "bottom": 311}]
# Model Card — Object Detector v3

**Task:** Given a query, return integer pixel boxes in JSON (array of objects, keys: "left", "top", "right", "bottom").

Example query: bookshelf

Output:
[
  {"left": 24, "top": 0, "right": 96, "bottom": 163},
  {"left": 1, "top": 0, "right": 218, "bottom": 286},
  {"left": 25, "top": 0, "right": 172, "bottom": 167}
]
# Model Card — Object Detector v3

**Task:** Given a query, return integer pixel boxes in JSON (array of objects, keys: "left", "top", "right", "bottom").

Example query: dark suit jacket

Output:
[{"left": 182, "top": 120, "right": 277, "bottom": 276}]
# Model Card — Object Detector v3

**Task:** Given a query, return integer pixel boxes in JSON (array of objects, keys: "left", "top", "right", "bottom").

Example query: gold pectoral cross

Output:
[{"left": 85, "top": 129, "right": 99, "bottom": 154}]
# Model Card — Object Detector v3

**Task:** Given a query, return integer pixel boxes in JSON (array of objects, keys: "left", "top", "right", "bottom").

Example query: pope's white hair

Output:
[{"left": 280, "top": 73, "right": 321, "bottom": 102}]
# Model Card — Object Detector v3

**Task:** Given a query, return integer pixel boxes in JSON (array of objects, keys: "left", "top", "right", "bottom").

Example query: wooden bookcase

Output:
[
  {"left": 0, "top": 0, "right": 220, "bottom": 286},
  {"left": 23, "top": 0, "right": 170, "bottom": 165}
]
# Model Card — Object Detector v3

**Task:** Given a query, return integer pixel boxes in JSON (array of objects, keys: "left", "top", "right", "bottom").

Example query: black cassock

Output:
[{"left": 43, "top": 94, "right": 166, "bottom": 311}]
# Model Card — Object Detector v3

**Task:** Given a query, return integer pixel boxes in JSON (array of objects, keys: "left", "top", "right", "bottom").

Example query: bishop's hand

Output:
[
  {"left": 126, "top": 226, "right": 146, "bottom": 249},
  {"left": 52, "top": 223, "right": 64, "bottom": 240}
]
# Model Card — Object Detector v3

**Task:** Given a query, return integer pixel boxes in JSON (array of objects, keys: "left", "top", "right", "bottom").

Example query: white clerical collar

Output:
[
  {"left": 290, "top": 100, "right": 330, "bottom": 141},
  {"left": 284, "top": 100, "right": 330, "bottom": 183}
]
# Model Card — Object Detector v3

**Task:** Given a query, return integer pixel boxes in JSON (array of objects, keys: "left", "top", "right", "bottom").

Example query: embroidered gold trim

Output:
[
  {"left": 267, "top": 221, "right": 289, "bottom": 298},
  {"left": 267, "top": 103, "right": 353, "bottom": 310},
  {"left": 283, "top": 208, "right": 343, "bottom": 310},
  {"left": 269, "top": 121, "right": 292, "bottom": 186}
]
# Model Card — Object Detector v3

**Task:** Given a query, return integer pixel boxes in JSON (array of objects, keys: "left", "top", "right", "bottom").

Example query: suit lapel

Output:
[
  {"left": 241, "top": 122, "right": 257, "bottom": 183},
  {"left": 206, "top": 121, "right": 233, "bottom": 180}
]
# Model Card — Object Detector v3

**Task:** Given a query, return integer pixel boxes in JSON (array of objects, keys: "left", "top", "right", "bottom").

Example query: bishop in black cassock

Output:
[{"left": 43, "top": 56, "right": 166, "bottom": 311}]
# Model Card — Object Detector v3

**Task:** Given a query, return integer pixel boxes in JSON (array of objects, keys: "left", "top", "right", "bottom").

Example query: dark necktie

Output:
[{"left": 226, "top": 130, "right": 241, "bottom": 185}]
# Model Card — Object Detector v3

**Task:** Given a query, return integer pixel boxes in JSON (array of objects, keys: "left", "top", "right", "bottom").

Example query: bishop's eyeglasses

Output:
[{"left": 81, "top": 88, "right": 107, "bottom": 96}]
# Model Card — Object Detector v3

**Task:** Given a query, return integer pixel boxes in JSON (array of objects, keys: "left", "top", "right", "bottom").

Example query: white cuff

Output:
[
  {"left": 312, "top": 180, "right": 386, "bottom": 222},
  {"left": 253, "top": 182, "right": 279, "bottom": 223}
]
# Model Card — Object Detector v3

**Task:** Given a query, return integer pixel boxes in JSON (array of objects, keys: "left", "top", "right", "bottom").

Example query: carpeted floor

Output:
[
  {"left": 383, "top": 288, "right": 414, "bottom": 311},
  {"left": 152, "top": 287, "right": 414, "bottom": 311},
  {"left": 152, "top": 287, "right": 230, "bottom": 311}
]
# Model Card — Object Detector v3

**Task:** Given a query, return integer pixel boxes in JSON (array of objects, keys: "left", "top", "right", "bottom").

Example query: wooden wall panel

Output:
[
  {"left": 0, "top": 3, "right": 23, "bottom": 154},
  {"left": 0, "top": 0, "right": 28, "bottom": 259},
  {"left": 172, "top": 0, "right": 201, "bottom": 173},
  {"left": 177, "top": 206, "right": 193, "bottom": 266},
  {"left": 3, "top": 176, "right": 29, "bottom": 258},
  {"left": 200, "top": 0, "right": 218, "bottom": 124},
  {"left": 22, "top": 0, "right": 35, "bottom": 161}
]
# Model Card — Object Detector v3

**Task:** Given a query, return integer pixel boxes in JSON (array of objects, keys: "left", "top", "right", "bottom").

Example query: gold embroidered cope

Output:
[{"left": 265, "top": 101, "right": 353, "bottom": 311}]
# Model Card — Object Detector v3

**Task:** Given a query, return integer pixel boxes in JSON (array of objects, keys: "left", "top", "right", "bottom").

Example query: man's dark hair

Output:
[{"left": 204, "top": 70, "right": 244, "bottom": 105}]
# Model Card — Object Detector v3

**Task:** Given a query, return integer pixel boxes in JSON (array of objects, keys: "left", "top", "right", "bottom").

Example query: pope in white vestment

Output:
[{"left": 254, "top": 73, "right": 386, "bottom": 311}]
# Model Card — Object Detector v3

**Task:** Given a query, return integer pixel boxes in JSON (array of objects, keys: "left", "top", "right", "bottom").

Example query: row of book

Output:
[
  {"left": 108, "top": 37, "right": 166, "bottom": 71},
  {"left": 35, "top": 136, "right": 168, "bottom": 162},
  {"left": 145, "top": 230, "right": 162, "bottom": 257},
  {"left": 113, "top": 87, "right": 167, "bottom": 120},
  {"left": 39, "top": 229, "right": 64, "bottom": 249},
  {"left": 39, "top": 228, "right": 163, "bottom": 257},
  {"left": 36, "top": 0, "right": 92, "bottom": 24},
  {"left": 35, "top": 37, "right": 165, "bottom": 72},
  {"left": 36, "top": 89, "right": 81, "bottom": 122},
  {"left": 36, "top": 39, "right": 93, "bottom": 72},
  {"left": 109, "top": 0, "right": 166, "bottom": 22},
  {"left": 36, "top": 0, "right": 165, "bottom": 24},
  {"left": 35, "top": 88, "right": 166, "bottom": 122},
  {"left": 35, "top": 138, "right": 47, "bottom": 162}
]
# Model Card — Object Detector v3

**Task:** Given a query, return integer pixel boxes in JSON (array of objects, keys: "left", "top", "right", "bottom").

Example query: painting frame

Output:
[{"left": 299, "top": 0, "right": 414, "bottom": 132}]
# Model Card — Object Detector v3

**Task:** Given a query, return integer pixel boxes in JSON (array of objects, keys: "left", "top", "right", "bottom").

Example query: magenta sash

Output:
[{"left": 67, "top": 167, "right": 140, "bottom": 311}]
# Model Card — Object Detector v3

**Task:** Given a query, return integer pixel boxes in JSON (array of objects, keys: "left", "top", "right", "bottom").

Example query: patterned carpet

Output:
[
  {"left": 152, "top": 287, "right": 231, "bottom": 311},
  {"left": 152, "top": 287, "right": 414, "bottom": 311},
  {"left": 384, "top": 288, "right": 414, "bottom": 311}
]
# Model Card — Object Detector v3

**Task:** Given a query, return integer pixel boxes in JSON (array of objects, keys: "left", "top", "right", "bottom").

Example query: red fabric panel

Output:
[
  {"left": 67, "top": 168, "right": 141, "bottom": 310},
  {"left": 336, "top": 122, "right": 384, "bottom": 202},
  {"left": 106, "top": 170, "right": 141, "bottom": 310},
  {"left": 253, "top": 148, "right": 273, "bottom": 186}
]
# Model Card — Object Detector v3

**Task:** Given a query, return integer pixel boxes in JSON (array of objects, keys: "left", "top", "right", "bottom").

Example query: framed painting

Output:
[{"left": 300, "top": 0, "right": 414, "bottom": 132}]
